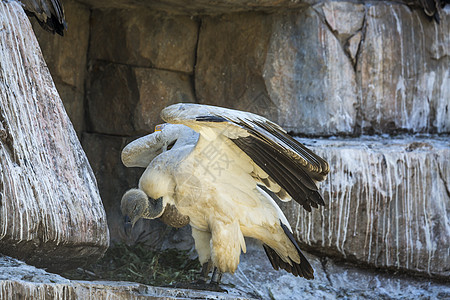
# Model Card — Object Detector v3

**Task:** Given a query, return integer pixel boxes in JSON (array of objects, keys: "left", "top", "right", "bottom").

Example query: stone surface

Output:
[
  {"left": 77, "top": 0, "right": 309, "bottom": 14},
  {"left": 3, "top": 247, "right": 449, "bottom": 300},
  {"left": 195, "top": 13, "right": 277, "bottom": 120},
  {"left": 282, "top": 136, "right": 450, "bottom": 277},
  {"left": 0, "top": 256, "right": 247, "bottom": 299},
  {"left": 195, "top": 3, "right": 449, "bottom": 135},
  {"left": 0, "top": 1, "right": 109, "bottom": 271},
  {"left": 87, "top": 62, "right": 195, "bottom": 136},
  {"left": 358, "top": 4, "right": 450, "bottom": 134},
  {"left": 31, "top": 0, "right": 90, "bottom": 135},
  {"left": 263, "top": 8, "right": 358, "bottom": 135},
  {"left": 90, "top": 9, "right": 198, "bottom": 73},
  {"left": 223, "top": 244, "right": 450, "bottom": 299}
]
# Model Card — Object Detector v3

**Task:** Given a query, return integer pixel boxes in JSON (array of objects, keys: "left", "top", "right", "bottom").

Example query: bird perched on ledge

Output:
[
  {"left": 19, "top": 0, "right": 67, "bottom": 35},
  {"left": 121, "top": 103, "right": 329, "bottom": 288}
]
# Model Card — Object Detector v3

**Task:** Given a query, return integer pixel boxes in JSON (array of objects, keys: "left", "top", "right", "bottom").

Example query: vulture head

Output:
[{"left": 121, "top": 188, "right": 165, "bottom": 228}]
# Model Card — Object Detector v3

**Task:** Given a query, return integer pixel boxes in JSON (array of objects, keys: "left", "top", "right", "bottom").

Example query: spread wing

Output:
[
  {"left": 121, "top": 123, "right": 198, "bottom": 168},
  {"left": 161, "top": 103, "right": 329, "bottom": 212}
]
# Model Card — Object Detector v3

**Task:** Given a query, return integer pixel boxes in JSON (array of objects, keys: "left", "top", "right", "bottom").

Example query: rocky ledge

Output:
[{"left": 1, "top": 244, "right": 449, "bottom": 300}]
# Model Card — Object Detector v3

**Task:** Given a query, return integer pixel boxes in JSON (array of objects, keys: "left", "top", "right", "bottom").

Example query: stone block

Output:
[
  {"left": 263, "top": 8, "right": 359, "bottom": 135},
  {"left": 31, "top": 0, "right": 90, "bottom": 135},
  {"left": 195, "top": 13, "right": 277, "bottom": 120},
  {"left": 358, "top": 4, "right": 450, "bottom": 134},
  {"left": 0, "top": 2, "right": 108, "bottom": 271},
  {"left": 55, "top": 82, "right": 85, "bottom": 135},
  {"left": 283, "top": 137, "right": 450, "bottom": 277},
  {"left": 90, "top": 9, "right": 198, "bottom": 73},
  {"left": 77, "top": 0, "right": 309, "bottom": 14},
  {"left": 87, "top": 62, "right": 195, "bottom": 136}
]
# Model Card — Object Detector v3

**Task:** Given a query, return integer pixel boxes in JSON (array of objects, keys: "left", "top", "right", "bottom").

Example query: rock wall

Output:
[
  {"left": 196, "top": 3, "right": 449, "bottom": 135},
  {"left": 29, "top": 0, "right": 90, "bottom": 136},
  {"left": 30, "top": 0, "right": 449, "bottom": 278},
  {"left": 0, "top": 1, "right": 109, "bottom": 271},
  {"left": 286, "top": 137, "right": 450, "bottom": 277}
]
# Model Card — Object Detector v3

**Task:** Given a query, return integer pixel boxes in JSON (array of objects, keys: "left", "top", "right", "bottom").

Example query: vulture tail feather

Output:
[{"left": 263, "top": 221, "right": 314, "bottom": 279}]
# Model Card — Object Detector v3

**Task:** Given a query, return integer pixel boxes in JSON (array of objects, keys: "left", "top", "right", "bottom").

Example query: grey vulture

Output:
[
  {"left": 20, "top": 0, "right": 67, "bottom": 35},
  {"left": 121, "top": 103, "right": 329, "bottom": 286}
]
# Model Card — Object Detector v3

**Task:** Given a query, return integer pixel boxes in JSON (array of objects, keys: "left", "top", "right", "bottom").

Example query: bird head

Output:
[{"left": 120, "top": 188, "right": 165, "bottom": 231}]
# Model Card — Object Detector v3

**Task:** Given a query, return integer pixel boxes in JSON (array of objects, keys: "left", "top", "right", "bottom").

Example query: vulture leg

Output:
[
  {"left": 196, "top": 260, "right": 212, "bottom": 284},
  {"left": 210, "top": 267, "right": 223, "bottom": 285}
]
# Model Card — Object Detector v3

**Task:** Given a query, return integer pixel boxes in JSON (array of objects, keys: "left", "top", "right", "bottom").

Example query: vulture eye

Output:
[
  {"left": 124, "top": 215, "right": 131, "bottom": 224},
  {"left": 167, "top": 140, "right": 176, "bottom": 150}
]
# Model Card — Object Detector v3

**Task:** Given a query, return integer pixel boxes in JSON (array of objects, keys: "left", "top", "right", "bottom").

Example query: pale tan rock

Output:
[
  {"left": 263, "top": 8, "right": 358, "bottom": 135},
  {"left": 90, "top": 9, "right": 198, "bottom": 73},
  {"left": 87, "top": 62, "right": 195, "bottom": 136},
  {"left": 346, "top": 31, "right": 362, "bottom": 66},
  {"left": 195, "top": 13, "right": 277, "bottom": 120},
  {"left": 134, "top": 68, "right": 195, "bottom": 133},
  {"left": 358, "top": 4, "right": 450, "bottom": 134},
  {"left": 0, "top": 1, "right": 108, "bottom": 271},
  {"left": 320, "top": 2, "right": 365, "bottom": 41},
  {"left": 284, "top": 137, "right": 450, "bottom": 277}
]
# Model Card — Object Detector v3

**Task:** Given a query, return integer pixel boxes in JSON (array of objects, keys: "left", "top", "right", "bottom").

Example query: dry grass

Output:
[{"left": 61, "top": 243, "right": 201, "bottom": 286}]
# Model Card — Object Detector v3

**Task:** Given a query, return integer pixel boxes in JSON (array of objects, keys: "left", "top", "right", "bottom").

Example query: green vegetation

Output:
[{"left": 62, "top": 243, "right": 201, "bottom": 286}]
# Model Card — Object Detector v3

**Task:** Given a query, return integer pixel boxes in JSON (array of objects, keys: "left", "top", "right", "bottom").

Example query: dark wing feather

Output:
[
  {"left": 21, "top": 0, "right": 67, "bottom": 35},
  {"left": 263, "top": 221, "right": 314, "bottom": 279},
  {"left": 162, "top": 103, "right": 329, "bottom": 211},
  {"left": 197, "top": 115, "right": 328, "bottom": 210}
]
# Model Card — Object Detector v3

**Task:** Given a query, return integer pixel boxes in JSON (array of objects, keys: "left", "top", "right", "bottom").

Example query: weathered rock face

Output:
[
  {"left": 195, "top": 13, "right": 277, "bottom": 120},
  {"left": 196, "top": 3, "right": 449, "bottom": 135},
  {"left": 357, "top": 4, "right": 450, "bottom": 134},
  {"left": 90, "top": 9, "right": 198, "bottom": 73},
  {"left": 77, "top": 0, "right": 309, "bottom": 14},
  {"left": 0, "top": 1, "right": 109, "bottom": 271},
  {"left": 29, "top": 0, "right": 90, "bottom": 136},
  {"left": 87, "top": 62, "right": 195, "bottom": 136},
  {"left": 282, "top": 137, "right": 450, "bottom": 277},
  {"left": 224, "top": 244, "right": 450, "bottom": 299},
  {"left": 263, "top": 7, "right": 359, "bottom": 134}
]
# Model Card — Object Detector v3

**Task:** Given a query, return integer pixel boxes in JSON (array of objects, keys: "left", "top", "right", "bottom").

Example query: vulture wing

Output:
[
  {"left": 121, "top": 123, "right": 198, "bottom": 168},
  {"left": 21, "top": 0, "right": 67, "bottom": 35},
  {"left": 161, "top": 103, "right": 329, "bottom": 212}
]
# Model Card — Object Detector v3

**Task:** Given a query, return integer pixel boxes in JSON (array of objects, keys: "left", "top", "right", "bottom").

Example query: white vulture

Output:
[{"left": 121, "top": 103, "right": 329, "bottom": 286}]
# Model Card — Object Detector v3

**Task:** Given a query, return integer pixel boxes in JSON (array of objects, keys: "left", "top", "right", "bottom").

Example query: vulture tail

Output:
[{"left": 263, "top": 221, "right": 314, "bottom": 279}]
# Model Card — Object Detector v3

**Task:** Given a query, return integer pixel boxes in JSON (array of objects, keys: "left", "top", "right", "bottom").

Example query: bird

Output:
[
  {"left": 20, "top": 0, "right": 67, "bottom": 35},
  {"left": 416, "top": 0, "right": 449, "bottom": 23},
  {"left": 121, "top": 103, "right": 329, "bottom": 288}
]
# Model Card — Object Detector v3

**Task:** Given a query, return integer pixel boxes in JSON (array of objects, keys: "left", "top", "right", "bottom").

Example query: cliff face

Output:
[
  {"left": 0, "top": 1, "right": 109, "bottom": 271},
  {"left": 7, "top": 0, "right": 449, "bottom": 281}
]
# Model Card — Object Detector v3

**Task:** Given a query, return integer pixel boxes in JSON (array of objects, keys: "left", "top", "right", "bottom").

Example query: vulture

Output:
[
  {"left": 416, "top": 0, "right": 449, "bottom": 22},
  {"left": 20, "top": 0, "right": 67, "bottom": 35},
  {"left": 121, "top": 103, "right": 329, "bottom": 287}
]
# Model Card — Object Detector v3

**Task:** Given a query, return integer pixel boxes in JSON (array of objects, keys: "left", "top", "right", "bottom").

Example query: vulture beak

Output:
[{"left": 123, "top": 215, "right": 133, "bottom": 236}]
